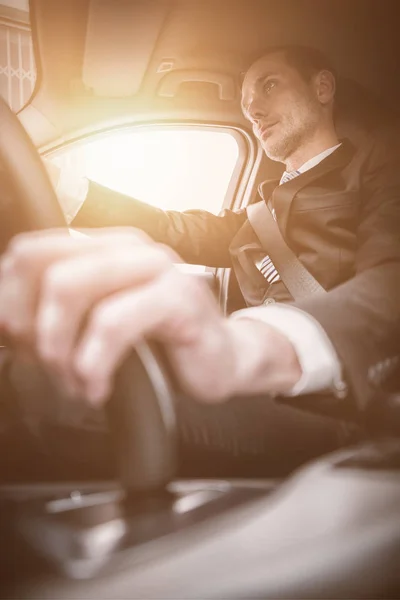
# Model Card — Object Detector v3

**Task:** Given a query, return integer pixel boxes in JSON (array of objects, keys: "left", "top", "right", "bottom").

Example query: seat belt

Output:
[{"left": 247, "top": 200, "right": 326, "bottom": 301}]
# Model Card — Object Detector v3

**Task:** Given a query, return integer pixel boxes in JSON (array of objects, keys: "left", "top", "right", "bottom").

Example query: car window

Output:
[
  {"left": 0, "top": 0, "right": 36, "bottom": 112},
  {"left": 49, "top": 127, "right": 240, "bottom": 215}
]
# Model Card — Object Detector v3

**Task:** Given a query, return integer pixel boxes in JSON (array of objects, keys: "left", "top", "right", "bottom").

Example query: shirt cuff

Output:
[
  {"left": 56, "top": 168, "right": 89, "bottom": 224},
  {"left": 231, "top": 303, "right": 347, "bottom": 398}
]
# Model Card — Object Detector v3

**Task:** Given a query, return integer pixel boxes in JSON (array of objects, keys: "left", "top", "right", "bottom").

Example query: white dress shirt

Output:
[
  {"left": 233, "top": 143, "right": 346, "bottom": 398},
  {"left": 54, "top": 143, "right": 346, "bottom": 398}
]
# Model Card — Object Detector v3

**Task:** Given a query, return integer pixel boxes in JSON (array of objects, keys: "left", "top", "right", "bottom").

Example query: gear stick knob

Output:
[{"left": 107, "top": 342, "right": 178, "bottom": 495}]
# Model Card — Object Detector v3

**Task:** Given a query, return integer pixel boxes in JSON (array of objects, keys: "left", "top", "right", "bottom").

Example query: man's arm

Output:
[
  {"left": 72, "top": 181, "right": 246, "bottom": 268},
  {"left": 46, "top": 160, "right": 246, "bottom": 268},
  {"left": 0, "top": 229, "right": 301, "bottom": 405}
]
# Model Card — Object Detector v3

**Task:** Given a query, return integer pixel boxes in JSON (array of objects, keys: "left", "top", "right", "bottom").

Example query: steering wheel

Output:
[
  {"left": 0, "top": 97, "right": 66, "bottom": 230},
  {"left": 0, "top": 97, "right": 178, "bottom": 493}
]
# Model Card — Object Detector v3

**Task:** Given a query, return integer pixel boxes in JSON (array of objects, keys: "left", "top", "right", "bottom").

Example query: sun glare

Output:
[{"left": 53, "top": 129, "right": 240, "bottom": 215}]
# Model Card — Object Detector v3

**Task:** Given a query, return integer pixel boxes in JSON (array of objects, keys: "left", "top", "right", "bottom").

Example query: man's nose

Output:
[{"left": 247, "top": 100, "right": 266, "bottom": 123}]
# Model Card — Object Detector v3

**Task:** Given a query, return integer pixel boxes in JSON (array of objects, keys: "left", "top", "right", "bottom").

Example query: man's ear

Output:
[{"left": 315, "top": 70, "right": 336, "bottom": 105}]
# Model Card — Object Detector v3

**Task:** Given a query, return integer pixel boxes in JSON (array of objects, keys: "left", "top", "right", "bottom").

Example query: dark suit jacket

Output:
[{"left": 72, "top": 126, "right": 400, "bottom": 423}]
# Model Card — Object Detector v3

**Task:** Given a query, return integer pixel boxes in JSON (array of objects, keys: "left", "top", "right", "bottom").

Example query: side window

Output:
[
  {"left": 0, "top": 1, "right": 36, "bottom": 112},
  {"left": 49, "top": 127, "right": 241, "bottom": 214}
]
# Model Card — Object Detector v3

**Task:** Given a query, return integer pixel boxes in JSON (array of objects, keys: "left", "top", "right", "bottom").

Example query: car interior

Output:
[{"left": 0, "top": 0, "right": 400, "bottom": 598}]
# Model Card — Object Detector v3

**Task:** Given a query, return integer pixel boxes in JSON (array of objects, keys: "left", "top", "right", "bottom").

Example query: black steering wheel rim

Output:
[{"left": 0, "top": 97, "right": 66, "bottom": 231}]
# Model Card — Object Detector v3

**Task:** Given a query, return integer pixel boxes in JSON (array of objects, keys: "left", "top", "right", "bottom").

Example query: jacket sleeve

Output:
[
  {"left": 290, "top": 127, "right": 400, "bottom": 419},
  {"left": 72, "top": 181, "right": 246, "bottom": 268}
]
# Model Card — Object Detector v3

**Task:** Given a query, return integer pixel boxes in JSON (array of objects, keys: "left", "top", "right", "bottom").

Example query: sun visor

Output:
[{"left": 82, "top": 0, "right": 169, "bottom": 97}]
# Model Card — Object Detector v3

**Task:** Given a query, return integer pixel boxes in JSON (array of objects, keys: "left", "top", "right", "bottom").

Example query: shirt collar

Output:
[{"left": 280, "top": 142, "right": 342, "bottom": 184}]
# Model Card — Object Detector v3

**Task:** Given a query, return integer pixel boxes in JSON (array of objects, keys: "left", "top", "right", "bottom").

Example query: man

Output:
[{"left": 0, "top": 45, "right": 399, "bottom": 479}]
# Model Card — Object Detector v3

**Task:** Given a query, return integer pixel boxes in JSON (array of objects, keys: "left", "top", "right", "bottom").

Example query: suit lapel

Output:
[{"left": 258, "top": 139, "right": 356, "bottom": 235}]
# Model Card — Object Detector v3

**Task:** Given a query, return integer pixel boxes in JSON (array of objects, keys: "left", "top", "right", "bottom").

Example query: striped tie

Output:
[
  {"left": 258, "top": 169, "right": 300, "bottom": 283},
  {"left": 280, "top": 169, "right": 301, "bottom": 185}
]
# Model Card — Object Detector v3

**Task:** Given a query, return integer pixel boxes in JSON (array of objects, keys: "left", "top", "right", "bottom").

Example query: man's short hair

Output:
[{"left": 246, "top": 45, "right": 337, "bottom": 83}]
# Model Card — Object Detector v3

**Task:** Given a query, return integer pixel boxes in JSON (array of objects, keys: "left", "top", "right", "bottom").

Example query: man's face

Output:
[{"left": 241, "top": 52, "right": 322, "bottom": 163}]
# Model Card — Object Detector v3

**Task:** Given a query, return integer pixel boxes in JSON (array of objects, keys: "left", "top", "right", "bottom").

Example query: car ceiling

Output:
[{"left": 20, "top": 0, "right": 400, "bottom": 149}]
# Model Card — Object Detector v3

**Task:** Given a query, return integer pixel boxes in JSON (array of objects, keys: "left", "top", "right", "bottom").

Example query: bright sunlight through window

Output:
[{"left": 52, "top": 128, "right": 240, "bottom": 214}]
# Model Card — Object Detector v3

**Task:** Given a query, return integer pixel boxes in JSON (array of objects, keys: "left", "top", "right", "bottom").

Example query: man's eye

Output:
[{"left": 263, "top": 80, "right": 277, "bottom": 94}]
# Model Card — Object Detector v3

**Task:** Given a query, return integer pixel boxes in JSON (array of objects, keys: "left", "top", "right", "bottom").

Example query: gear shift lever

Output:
[
  {"left": 107, "top": 342, "right": 178, "bottom": 495},
  {"left": 13, "top": 342, "right": 177, "bottom": 579}
]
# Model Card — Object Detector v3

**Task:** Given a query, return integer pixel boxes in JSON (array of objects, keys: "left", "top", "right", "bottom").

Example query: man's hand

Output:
[{"left": 0, "top": 229, "right": 301, "bottom": 405}]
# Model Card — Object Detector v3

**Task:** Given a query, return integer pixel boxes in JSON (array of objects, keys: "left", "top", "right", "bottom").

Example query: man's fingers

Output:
[
  {"left": 0, "top": 228, "right": 161, "bottom": 348},
  {"left": 72, "top": 269, "right": 202, "bottom": 404},
  {"left": 0, "top": 232, "right": 80, "bottom": 344},
  {"left": 5, "top": 227, "right": 152, "bottom": 265},
  {"left": 75, "top": 288, "right": 168, "bottom": 404},
  {"left": 35, "top": 246, "right": 172, "bottom": 369}
]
